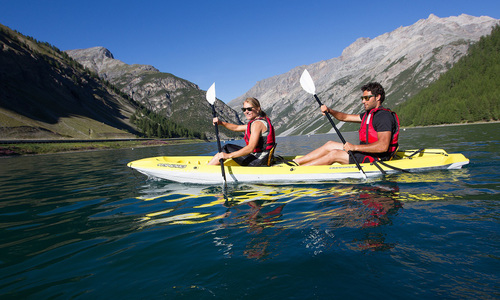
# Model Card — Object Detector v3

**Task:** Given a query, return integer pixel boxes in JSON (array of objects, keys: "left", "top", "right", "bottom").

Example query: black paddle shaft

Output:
[
  {"left": 314, "top": 95, "right": 347, "bottom": 144},
  {"left": 211, "top": 104, "right": 226, "bottom": 182},
  {"left": 313, "top": 94, "right": 366, "bottom": 177}
]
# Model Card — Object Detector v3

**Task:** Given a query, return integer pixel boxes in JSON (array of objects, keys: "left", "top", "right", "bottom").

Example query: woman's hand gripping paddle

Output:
[
  {"left": 299, "top": 69, "right": 367, "bottom": 179},
  {"left": 206, "top": 83, "right": 227, "bottom": 184}
]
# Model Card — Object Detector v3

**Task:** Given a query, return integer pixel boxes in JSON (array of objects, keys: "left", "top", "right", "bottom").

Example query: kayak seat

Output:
[
  {"left": 266, "top": 143, "right": 277, "bottom": 166},
  {"left": 388, "top": 146, "right": 400, "bottom": 160}
]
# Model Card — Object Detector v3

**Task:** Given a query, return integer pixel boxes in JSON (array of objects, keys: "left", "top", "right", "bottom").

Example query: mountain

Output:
[
  {"left": 228, "top": 14, "right": 500, "bottom": 135},
  {"left": 3, "top": 14, "right": 497, "bottom": 140},
  {"left": 66, "top": 47, "right": 242, "bottom": 139},
  {"left": 0, "top": 24, "right": 140, "bottom": 139}
]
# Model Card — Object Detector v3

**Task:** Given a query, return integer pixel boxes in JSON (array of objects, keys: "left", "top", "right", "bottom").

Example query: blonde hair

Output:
[{"left": 244, "top": 97, "right": 267, "bottom": 117}]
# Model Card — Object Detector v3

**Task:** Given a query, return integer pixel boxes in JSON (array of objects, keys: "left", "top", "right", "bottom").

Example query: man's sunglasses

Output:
[
  {"left": 241, "top": 107, "right": 254, "bottom": 112},
  {"left": 360, "top": 95, "right": 376, "bottom": 101}
]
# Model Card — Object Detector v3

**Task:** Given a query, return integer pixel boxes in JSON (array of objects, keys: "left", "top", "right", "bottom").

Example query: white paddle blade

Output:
[
  {"left": 300, "top": 69, "right": 316, "bottom": 95},
  {"left": 206, "top": 83, "right": 216, "bottom": 105}
]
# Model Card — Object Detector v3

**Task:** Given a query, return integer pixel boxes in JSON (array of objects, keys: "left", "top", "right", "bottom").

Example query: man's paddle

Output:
[
  {"left": 299, "top": 69, "right": 367, "bottom": 179},
  {"left": 206, "top": 83, "right": 227, "bottom": 183}
]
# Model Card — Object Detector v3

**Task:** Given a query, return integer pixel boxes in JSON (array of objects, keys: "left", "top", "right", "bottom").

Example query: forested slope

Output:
[{"left": 396, "top": 25, "right": 500, "bottom": 126}]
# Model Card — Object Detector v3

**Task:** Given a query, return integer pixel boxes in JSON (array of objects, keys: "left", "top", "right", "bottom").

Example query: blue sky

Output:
[{"left": 1, "top": 0, "right": 499, "bottom": 102}]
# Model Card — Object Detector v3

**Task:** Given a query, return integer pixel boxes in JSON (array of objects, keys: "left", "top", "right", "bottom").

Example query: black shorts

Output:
[
  {"left": 348, "top": 152, "right": 379, "bottom": 164},
  {"left": 222, "top": 144, "right": 270, "bottom": 166}
]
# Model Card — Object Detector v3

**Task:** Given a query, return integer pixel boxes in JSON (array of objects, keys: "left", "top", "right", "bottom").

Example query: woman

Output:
[{"left": 208, "top": 97, "right": 276, "bottom": 166}]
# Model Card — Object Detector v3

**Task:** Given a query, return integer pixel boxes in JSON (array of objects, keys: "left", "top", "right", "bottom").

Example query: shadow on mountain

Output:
[{"left": 0, "top": 27, "right": 138, "bottom": 136}]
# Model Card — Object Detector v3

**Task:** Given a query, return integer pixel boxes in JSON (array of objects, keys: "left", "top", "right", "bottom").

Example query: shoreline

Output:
[
  {"left": 284, "top": 120, "right": 499, "bottom": 137},
  {"left": 0, "top": 139, "right": 206, "bottom": 157},
  {"left": 1, "top": 121, "right": 497, "bottom": 157},
  {"left": 401, "top": 120, "right": 500, "bottom": 129}
]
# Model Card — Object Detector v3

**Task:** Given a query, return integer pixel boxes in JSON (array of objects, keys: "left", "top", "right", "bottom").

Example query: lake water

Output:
[{"left": 0, "top": 123, "right": 499, "bottom": 299}]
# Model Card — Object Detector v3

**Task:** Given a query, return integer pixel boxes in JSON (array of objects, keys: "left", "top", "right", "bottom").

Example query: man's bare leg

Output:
[{"left": 294, "top": 141, "right": 345, "bottom": 165}]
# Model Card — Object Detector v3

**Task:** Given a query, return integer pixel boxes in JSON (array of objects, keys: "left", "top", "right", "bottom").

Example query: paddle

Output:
[
  {"left": 205, "top": 83, "right": 227, "bottom": 183},
  {"left": 299, "top": 69, "right": 367, "bottom": 179}
]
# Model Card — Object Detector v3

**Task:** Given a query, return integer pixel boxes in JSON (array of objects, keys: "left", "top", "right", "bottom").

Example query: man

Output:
[{"left": 293, "top": 82, "right": 399, "bottom": 166}]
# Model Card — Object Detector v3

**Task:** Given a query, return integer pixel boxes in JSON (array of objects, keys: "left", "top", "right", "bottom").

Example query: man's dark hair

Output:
[{"left": 361, "top": 82, "right": 385, "bottom": 103}]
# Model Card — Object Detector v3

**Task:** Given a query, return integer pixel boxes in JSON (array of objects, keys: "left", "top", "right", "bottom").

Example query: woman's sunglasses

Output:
[{"left": 241, "top": 107, "right": 254, "bottom": 112}]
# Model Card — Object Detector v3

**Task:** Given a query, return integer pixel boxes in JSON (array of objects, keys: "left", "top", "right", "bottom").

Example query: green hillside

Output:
[
  {"left": 0, "top": 24, "right": 134, "bottom": 138},
  {"left": 0, "top": 23, "right": 205, "bottom": 140},
  {"left": 396, "top": 25, "right": 500, "bottom": 126}
]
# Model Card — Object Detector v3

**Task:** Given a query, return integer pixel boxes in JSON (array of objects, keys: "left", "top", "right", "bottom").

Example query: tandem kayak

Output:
[
  {"left": 128, "top": 149, "right": 469, "bottom": 184},
  {"left": 127, "top": 149, "right": 469, "bottom": 184}
]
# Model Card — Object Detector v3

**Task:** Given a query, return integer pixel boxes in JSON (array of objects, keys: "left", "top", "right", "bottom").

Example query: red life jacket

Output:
[
  {"left": 359, "top": 107, "right": 400, "bottom": 156},
  {"left": 243, "top": 116, "right": 276, "bottom": 153}
]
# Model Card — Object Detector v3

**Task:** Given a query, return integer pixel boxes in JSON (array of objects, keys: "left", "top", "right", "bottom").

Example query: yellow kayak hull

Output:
[{"left": 127, "top": 149, "right": 469, "bottom": 184}]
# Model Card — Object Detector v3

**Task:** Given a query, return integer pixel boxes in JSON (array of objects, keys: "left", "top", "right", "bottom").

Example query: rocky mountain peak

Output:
[
  {"left": 83, "top": 46, "right": 114, "bottom": 59},
  {"left": 341, "top": 37, "right": 371, "bottom": 58},
  {"left": 66, "top": 47, "right": 158, "bottom": 77}
]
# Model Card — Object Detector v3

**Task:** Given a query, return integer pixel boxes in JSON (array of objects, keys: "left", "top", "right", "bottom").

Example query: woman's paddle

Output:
[
  {"left": 299, "top": 69, "right": 367, "bottom": 179},
  {"left": 205, "top": 83, "right": 227, "bottom": 183}
]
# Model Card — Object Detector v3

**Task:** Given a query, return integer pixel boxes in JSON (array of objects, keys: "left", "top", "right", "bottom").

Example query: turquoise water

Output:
[{"left": 0, "top": 123, "right": 499, "bottom": 299}]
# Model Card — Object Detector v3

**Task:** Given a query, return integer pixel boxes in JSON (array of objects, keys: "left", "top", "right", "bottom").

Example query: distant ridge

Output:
[{"left": 66, "top": 47, "right": 243, "bottom": 139}]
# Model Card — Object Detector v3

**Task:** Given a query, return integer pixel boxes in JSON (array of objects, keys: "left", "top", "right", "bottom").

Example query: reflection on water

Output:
[
  {"left": 132, "top": 182, "right": 407, "bottom": 258},
  {"left": 386, "top": 168, "right": 470, "bottom": 183},
  {"left": 134, "top": 174, "right": 467, "bottom": 227}
]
